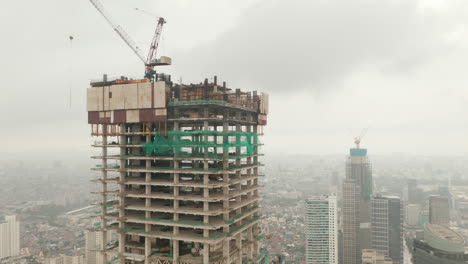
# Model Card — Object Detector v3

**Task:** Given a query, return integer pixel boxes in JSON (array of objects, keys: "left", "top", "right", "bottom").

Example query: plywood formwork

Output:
[{"left": 88, "top": 75, "right": 268, "bottom": 264}]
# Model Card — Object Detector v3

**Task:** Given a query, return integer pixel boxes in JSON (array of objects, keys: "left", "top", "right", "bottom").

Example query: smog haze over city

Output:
[{"left": 1, "top": 0, "right": 468, "bottom": 264}]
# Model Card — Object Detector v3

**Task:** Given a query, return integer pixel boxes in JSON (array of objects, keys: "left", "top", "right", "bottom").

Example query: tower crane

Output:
[
  {"left": 89, "top": 0, "right": 170, "bottom": 79},
  {"left": 354, "top": 127, "right": 368, "bottom": 149}
]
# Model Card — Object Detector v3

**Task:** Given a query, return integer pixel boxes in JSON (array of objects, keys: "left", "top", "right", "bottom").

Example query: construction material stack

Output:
[{"left": 88, "top": 75, "right": 269, "bottom": 264}]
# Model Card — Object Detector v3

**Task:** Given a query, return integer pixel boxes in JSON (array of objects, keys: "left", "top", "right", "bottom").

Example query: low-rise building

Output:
[{"left": 412, "top": 223, "right": 466, "bottom": 264}]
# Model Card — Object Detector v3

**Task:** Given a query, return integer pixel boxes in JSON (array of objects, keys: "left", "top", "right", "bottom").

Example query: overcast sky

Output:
[{"left": 1, "top": 0, "right": 468, "bottom": 158}]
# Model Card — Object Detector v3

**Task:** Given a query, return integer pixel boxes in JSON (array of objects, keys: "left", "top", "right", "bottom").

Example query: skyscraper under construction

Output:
[
  {"left": 87, "top": 75, "right": 269, "bottom": 264},
  {"left": 341, "top": 138, "right": 373, "bottom": 264}
]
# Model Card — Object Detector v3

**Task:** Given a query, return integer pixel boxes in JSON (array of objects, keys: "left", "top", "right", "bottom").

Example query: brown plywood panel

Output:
[
  {"left": 138, "top": 82, "right": 152, "bottom": 109},
  {"left": 126, "top": 109, "right": 140, "bottom": 123},
  {"left": 139, "top": 109, "right": 155, "bottom": 122},
  {"left": 88, "top": 111, "right": 99, "bottom": 124},
  {"left": 154, "top": 81, "right": 166, "bottom": 108},
  {"left": 87, "top": 88, "right": 99, "bottom": 111},
  {"left": 113, "top": 110, "right": 126, "bottom": 123}
]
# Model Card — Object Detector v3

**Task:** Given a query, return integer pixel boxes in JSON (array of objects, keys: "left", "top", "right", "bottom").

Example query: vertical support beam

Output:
[
  {"left": 235, "top": 119, "right": 242, "bottom": 215},
  {"left": 145, "top": 124, "right": 152, "bottom": 264},
  {"left": 247, "top": 226, "right": 254, "bottom": 259},
  {"left": 118, "top": 124, "right": 126, "bottom": 264},
  {"left": 203, "top": 243, "right": 210, "bottom": 264},
  {"left": 173, "top": 240, "right": 179, "bottom": 262},
  {"left": 173, "top": 121, "right": 180, "bottom": 263},
  {"left": 236, "top": 233, "right": 242, "bottom": 264},
  {"left": 222, "top": 119, "right": 231, "bottom": 263},
  {"left": 101, "top": 124, "right": 108, "bottom": 264}
]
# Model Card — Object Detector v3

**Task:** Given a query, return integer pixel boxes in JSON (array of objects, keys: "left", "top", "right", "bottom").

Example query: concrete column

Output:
[
  {"left": 145, "top": 128, "right": 151, "bottom": 264},
  {"left": 222, "top": 121, "right": 230, "bottom": 226},
  {"left": 253, "top": 223, "right": 260, "bottom": 256},
  {"left": 173, "top": 120, "right": 180, "bottom": 259},
  {"left": 236, "top": 233, "right": 242, "bottom": 264},
  {"left": 247, "top": 226, "right": 254, "bottom": 259},
  {"left": 145, "top": 238, "right": 151, "bottom": 264},
  {"left": 203, "top": 243, "right": 210, "bottom": 264},
  {"left": 173, "top": 240, "right": 179, "bottom": 262},
  {"left": 118, "top": 124, "right": 126, "bottom": 264},
  {"left": 101, "top": 124, "right": 108, "bottom": 264},
  {"left": 223, "top": 239, "right": 230, "bottom": 264}
]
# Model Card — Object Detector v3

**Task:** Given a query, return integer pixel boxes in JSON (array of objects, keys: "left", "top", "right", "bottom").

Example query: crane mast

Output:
[
  {"left": 89, "top": 0, "right": 170, "bottom": 79},
  {"left": 144, "top": 17, "right": 166, "bottom": 78}
]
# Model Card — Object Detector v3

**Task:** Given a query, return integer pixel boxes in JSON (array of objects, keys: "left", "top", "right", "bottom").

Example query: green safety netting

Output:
[
  {"left": 100, "top": 202, "right": 116, "bottom": 207},
  {"left": 142, "top": 130, "right": 259, "bottom": 158},
  {"left": 243, "top": 251, "right": 267, "bottom": 264},
  {"left": 168, "top": 100, "right": 227, "bottom": 105},
  {"left": 107, "top": 256, "right": 119, "bottom": 264},
  {"left": 95, "top": 164, "right": 119, "bottom": 168},
  {"left": 140, "top": 162, "right": 261, "bottom": 173},
  {"left": 225, "top": 206, "right": 258, "bottom": 225},
  {"left": 119, "top": 215, "right": 261, "bottom": 240},
  {"left": 139, "top": 217, "right": 215, "bottom": 227}
]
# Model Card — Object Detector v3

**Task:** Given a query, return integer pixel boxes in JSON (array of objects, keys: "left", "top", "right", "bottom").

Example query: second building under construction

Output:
[{"left": 88, "top": 75, "right": 269, "bottom": 264}]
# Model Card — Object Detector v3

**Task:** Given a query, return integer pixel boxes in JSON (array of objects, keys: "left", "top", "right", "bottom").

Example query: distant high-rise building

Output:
[
  {"left": 342, "top": 139, "right": 373, "bottom": 264},
  {"left": 371, "top": 195, "right": 403, "bottom": 263},
  {"left": 429, "top": 195, "right": 449, "bottom": 226},
  {"left": 406, "top": 204, "right": 421, "bottom": 227},
  {"left": 407, "top": 179, "right": 419, "bottom": 204},
  {"left": 0, "top": 215, "right": 20, "bottom": 258},
  {"left": 412, "top": 223, "right": 465, "bottom": 264},
  {"left": 306, "top": 194, "right": 338, "bottom": 264},
  {"left": 342, "top": 179, "right": 361, "bottom": 264}
]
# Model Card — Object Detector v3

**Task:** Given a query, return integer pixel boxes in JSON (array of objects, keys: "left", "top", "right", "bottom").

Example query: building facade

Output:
[
  {"left": 0, "top": 215, "right": 20, "bottom": 259},
  {"left": 370, "top": 195, "right": 403, "bottom": 263},
  {"left": 405, "top": 204, "right": 420, "bottom": 227},
  {"left": 342, "top": 180, "right": 361, "bottom": 264},
  {"left": 361, "top": 249, "right": 395, "bottom": 264},
  {"left": 306, "top": 195, "right": 338, "bottom": 264},
  {"left": 87, "top": 75, "right": 268, "bottom": 264},
  {"left": 429, "top": 195, "right": 450, "bottom": 226}
]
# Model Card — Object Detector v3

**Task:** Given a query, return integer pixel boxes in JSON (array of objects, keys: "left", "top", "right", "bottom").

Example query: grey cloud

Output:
[{"left": 173, "top": 0, "right": 459, "bottom": 92}]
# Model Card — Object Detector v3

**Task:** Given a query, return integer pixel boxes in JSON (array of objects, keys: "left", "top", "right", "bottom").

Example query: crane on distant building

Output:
[
  {"left": 354, "top": 127, "right": 368, "bottom": 149},
  {"left": 89, "top": 0, "right": 171, "bottom": 79}
]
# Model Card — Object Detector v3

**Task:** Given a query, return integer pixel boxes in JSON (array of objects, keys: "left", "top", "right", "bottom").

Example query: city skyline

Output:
[{"left": 2, "top": 0, "right": 468, "bottom": 264}]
